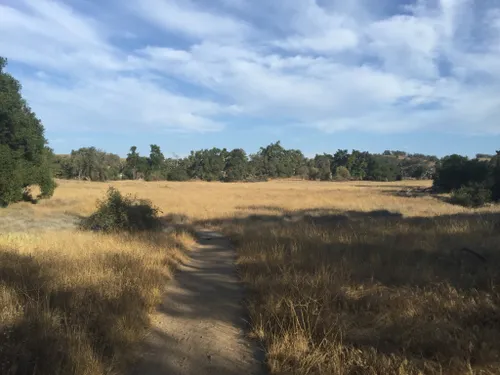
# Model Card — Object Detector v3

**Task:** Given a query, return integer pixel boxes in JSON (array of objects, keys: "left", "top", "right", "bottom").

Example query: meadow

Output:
[{"left": 1, "top": 179, "right": 500, "bottom": 374}]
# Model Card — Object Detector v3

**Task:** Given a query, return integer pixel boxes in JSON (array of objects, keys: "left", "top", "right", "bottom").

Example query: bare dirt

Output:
[{"left": 132, "top": 229, "right": 265, "bottom": 375}]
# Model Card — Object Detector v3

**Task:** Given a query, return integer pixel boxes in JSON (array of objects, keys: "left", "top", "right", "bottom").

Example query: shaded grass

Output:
[
  {"left": 0, "top": 230, "right": 195, "bottom": 375},
  {"left": 213, "top": 211, "right": 500, "bottom": 375}
]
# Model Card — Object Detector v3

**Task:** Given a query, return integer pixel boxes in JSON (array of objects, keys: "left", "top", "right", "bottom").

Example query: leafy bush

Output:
[
  {"left": 366, "top": 155, "right": 401, "bottom": 181},
  {"left": 334, "top": 166, "right": 351, "bottom": 180},
  {"left": 433, "top": 155, "right": 491, "bottom": 192},
  {"left": 450, "top": 185, "right": 492, "bottom": 208},
  {"left": 308, "top": 167, "right": 320, "bottom": 181},
  {"left": 168, "top": 167, "right": 190, "bottom": 181},
  {"left": 81, "top": 187, "right": 162, "bottom": 232}
]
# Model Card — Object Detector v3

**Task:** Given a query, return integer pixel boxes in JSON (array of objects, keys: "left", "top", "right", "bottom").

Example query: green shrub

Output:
[
  {"left": 168, "top": 167, "right": 190, "bottom": 181},
  {"left": 450, "top": 185, "right": 492, "bottom": 208},
  {"left": 81, "top": 187, "right": 162, "bottom": 232},
  {"left": 334, "top": 166, "right": 351, "bottom": 181},
  {"left": 433, "top": 155, "right": 491, "bottom": 192},
  {"left": 308, "top": 167, "right": 320, "bottom": 181}
]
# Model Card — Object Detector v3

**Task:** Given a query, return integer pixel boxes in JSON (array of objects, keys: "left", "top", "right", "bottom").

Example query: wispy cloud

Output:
[
  {"left": 1, "top": 0, "right": 499, "bottom": 137},
  {"left": 131, "top": 0, "right": 250, "bottom": 40}
]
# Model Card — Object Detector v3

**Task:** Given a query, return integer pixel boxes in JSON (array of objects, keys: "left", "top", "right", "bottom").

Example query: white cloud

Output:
[
  {"left": 271, "top": 0, "right": 360, "bottom": 53},
  {"left": 276, "top": 29, "right": 359, "bottom": 53},
  {"left": 131, "top": 0, "right": 249, "bottom": 40},
  {"left": 20, "top": 74, "right": 225, "bottom": 133},
  {"left": 1, "top": 0, "right": 499, "bottom": 138}
]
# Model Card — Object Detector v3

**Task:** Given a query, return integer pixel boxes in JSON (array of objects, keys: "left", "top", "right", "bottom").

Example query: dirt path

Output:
[{"left": 132, "top": 229, "right": 265, "bottom": 375}]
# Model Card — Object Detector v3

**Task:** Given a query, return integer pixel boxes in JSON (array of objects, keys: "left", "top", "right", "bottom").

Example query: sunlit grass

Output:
[{"left": 1, "top": 179, "right": 499, "bottom": 374}]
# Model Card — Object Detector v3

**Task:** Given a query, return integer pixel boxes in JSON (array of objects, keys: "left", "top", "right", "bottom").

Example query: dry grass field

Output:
[{"left": 1, "top": 179, "right": 500, "bottom": 374}]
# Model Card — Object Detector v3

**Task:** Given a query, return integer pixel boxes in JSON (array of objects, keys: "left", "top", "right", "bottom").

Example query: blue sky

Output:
[{"left": 1, "top": 0, "right": 500, "bottom": 157}]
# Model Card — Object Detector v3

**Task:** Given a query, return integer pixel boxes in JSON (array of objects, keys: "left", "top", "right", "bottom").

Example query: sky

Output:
[{"left": 1, "top": 0, "right": 500, "bottom": 158}]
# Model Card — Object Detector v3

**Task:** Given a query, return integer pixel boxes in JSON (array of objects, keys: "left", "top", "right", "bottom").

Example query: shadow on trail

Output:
[
  {"left": 131, "top": 230, "right": 266, "bottom": 375},
  {"left": 158, "top": 234, "right": 243, "bottom": 323}
]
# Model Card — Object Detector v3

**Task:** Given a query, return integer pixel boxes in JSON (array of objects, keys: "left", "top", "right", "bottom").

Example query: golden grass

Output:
[
  {"left": 1, "top": 179, "right": 500, "bottom": 374},
  {"left": 0, "top": 224, "right": 195, "bottom": 374},
  {"left": 23, "top": 178, "right": 498, "bottom": 220},
  {"left": 223, "top": 214, "right": 500, "bottom": 374}
]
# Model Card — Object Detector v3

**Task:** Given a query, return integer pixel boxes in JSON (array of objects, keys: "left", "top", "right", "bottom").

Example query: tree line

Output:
[
  {"left": 1, "top": 55, "right": 498, "bottom": 208},
  {"left": 52, "top": 142, "right": 440, "bottom": 183}
]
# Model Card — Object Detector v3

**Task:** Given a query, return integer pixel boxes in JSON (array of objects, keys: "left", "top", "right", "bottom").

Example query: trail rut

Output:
[{"left": 132, "top": 229, "right": 265, "bottom": 375}]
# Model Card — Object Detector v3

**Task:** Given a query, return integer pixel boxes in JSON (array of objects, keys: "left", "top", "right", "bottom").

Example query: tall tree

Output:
[
  {"left": 224, "top": 148, "right": 249, "bottom": 182},
  {"left": 314, "top": 154, "right": 332, "bottom": 181},
  {"left": 347, "top": 150, "right": 370, "bottom": 180},
  {"left": 0, "top": 57, "right": 55, "bottom": 206},
  {"left": 332, "top": 149, "right": 349, "bottom": 171},
  {"left": 64, "top": 147, "right": 122, "bottom": 181},
  {"left": 125, "top": 146, "right": 142, "bottom": 179},
  {"left": 254, "top": 141, "right": 300, "bottom": 178},
  {"left": 147, "top": 144, "right": 167, "bottom": 180},
  {"left": 149, "top": 144, "right": 165, "bottom": 171}
]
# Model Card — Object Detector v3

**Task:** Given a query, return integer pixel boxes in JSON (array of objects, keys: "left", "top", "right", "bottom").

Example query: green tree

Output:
[
  {"left": 346, "top": 150, "right": 370, "bottom": 180},
  {"left": 52, "top": 154, "right": 73, "bottom": 179},
  {"left": 125, "top": 146, "right": 140, "bottom": 180},
  {"left": 433, "top": 155, "right": 490, "bottom": 192},
  {"left": 123, "top": 146, "right": 149, "bottom": 180},
  {"left": 63, "top": 147, "right": 122, "bottom": 181},
  {"left": 0, "top": 57, "right": 55, "bottom": 206},
  {"left": 149, "top": 144, "right": 165, "bottom": 171},
  {"left": 252, "top": 141, "right": 303, "bottom": 178},
  {"left": 187, "top": 148, "right": 227, "bottom": 181},
  {"left": 334, "top": 166, "right": 351, "bottom": 180},
  {"left": 366, "top": 155, "right": 401, "bottom": 181},
  {"left": 333, "top": 149, "right": 349, "bottom": 167},
  {"left": 167, "top": 157, "right": 190, "bottom": 181},
  {"left": 147, "top": 144, "right": 166, "bottom": 180},
  {"left": 224, "top": 148, "right": 249, "bottom": 182},
  {"left": 314, "top": 154, "right": 332, "bottom": 181}
]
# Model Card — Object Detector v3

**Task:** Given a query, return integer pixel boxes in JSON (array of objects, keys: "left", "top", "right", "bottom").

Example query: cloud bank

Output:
[{"left": 1, "top": 0, "right": 499, "bottom": 135}]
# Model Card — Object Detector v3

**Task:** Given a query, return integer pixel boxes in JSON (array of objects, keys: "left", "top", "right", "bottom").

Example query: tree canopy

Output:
[{"left": 0, "top": 57, "right": 55, "bottom": 206}]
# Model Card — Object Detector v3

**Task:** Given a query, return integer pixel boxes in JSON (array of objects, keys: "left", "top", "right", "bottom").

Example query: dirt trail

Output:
[{"left": 132, "top": 229, "right": 265, "bottom": 375}]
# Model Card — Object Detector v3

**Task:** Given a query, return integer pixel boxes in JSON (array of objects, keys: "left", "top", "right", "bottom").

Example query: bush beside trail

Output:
[{"left": 81, "top": 187, "right": 162, "bottom": 232}]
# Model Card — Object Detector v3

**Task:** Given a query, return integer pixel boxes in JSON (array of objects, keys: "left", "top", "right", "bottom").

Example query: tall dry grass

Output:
[
  {"left": 1, "top": 179, "right": 500, "bottom": 374},
  {"left": 208, "top": 207, "right": 500, "bottom": 373},
  {"left": 0, "top": 188, "right": 195, "bottom": 375}
]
